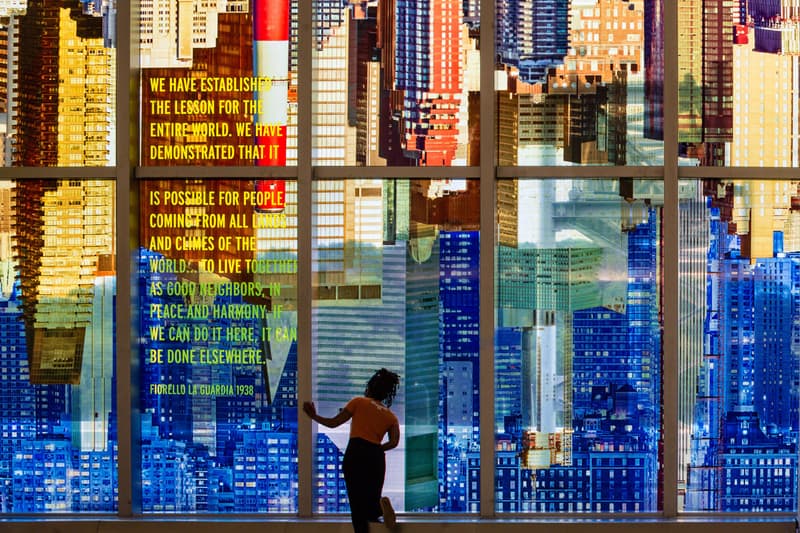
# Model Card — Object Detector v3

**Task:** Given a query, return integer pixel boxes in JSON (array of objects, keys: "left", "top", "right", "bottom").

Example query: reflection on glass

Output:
[
  {"left": 676, "top": 4, "right": 797, "bottom": 167},
  {"left": 679, "top": 180, "right": 799, "bottom": 512},
  {"left": 495, "top": 179, "right": 663, "bottom": 512},
  {"left": 311, "top": 2, "right": 479, "bottom": 166},
  {"left": 8, "top": 2, "right": 116, "bottom": 167},
  {"left": 495, "top": 1, "right": 663, "bottom": 166},
  {"left": 138, "top": 179, "right": 298, "bottom": 513},
  {"left": 312, "top": 179, "right": 480, "bottom": 513},
  {"left": 0, "top": 180, "right": 116, "bottom": 512}
]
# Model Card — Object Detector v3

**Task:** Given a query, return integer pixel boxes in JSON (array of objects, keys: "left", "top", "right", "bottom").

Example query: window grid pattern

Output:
[{"left": 0, "top": 0, "right": 792, "bottom": 524}]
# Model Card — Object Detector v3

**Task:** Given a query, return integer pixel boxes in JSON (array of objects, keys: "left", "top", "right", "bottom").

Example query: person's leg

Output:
[
  {"left": 343, "top": 439, "right": 372, "bottom": 533},
  {"left": 380, "top": 496, "right": 396, "bottom": 528},
  {"left": 362, "top": 444, "right": 385, "bottom": 522},
  {"left": 362, "top": 445, "right": 396, "bottom": 528}
]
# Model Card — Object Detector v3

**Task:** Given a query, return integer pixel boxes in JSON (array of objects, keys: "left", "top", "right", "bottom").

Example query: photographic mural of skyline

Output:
[{"left": 0, "top": 0, "right": 797, "bottom": 517}]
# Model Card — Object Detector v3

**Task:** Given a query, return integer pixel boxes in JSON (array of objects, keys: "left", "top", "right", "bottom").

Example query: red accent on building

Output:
[
  {"left": 254, "top": 0, "right": 289, "bottom": 41},
  {"left": 401, "top": 0, "right": 462, "bottom": 166},
  {"left": 734, "top": 24, "right": 748, "bottom": 44},
  {"left": 255, "top": 180, "right": 287, "bottom": 213}
]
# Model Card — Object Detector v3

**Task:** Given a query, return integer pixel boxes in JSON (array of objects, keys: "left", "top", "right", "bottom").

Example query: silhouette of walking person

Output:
[{"left": 303, "top": 368, "right": 400, "bottom": 532}]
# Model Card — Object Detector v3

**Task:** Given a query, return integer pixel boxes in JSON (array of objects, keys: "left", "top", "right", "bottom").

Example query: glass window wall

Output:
[
  {"left": 0, "top": 0, "right": 799, "bottom": 526},
  {"left": 311, "top": 178, "right": 480, "bottom": 513},
  {"left": 137, "top": 179, "right": 298, "bottom": 513},
  {"left": 494, "top": 0, "right": 664, "bottom": 166},
  {"left": 0, "top": 179, "right": 116, "bottom": 512},
  {"left": 679, "top": 179, "right": 800, "bottom": 512},
  {"left": 494, "top": 178, "right": 663, "bottom": 513}
]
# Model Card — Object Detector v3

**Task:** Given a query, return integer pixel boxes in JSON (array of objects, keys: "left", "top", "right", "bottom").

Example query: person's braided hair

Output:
[{"left": 366, "top": 368, "right": 400, "bottom": 407}]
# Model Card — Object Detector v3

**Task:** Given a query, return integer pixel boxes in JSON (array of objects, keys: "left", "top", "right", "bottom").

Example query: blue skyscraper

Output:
[
  {"left": 496, "top": 0, "right": 569, "bottom": 84},
  {"left": 494, "top": 327, "right": 523, "bottom": 432},
  {"left": 232, "top": 425, "right": 298, "bottom": 512},
  {"left": 720, "top": 259, "right": 755, "bottom": 412},
  {"left": 685, "top": 202, "right": 798, "bottom": 512},
  {"left": 314, "top": 433, "right": 346, "bottom": 512},
  {"left": 73, "top": 447, "right": 117, "bottom": 511},
  {"left": 565, "top": 209, "right": 661, "bottom": 512},
  {"left": 13, "top": 439, "right": 72, "bottom": 512},
  {"left": 438, "top": 231, "right": 480, "bottom": 512},
  {"left": 0, "top": 282, "right": 33, "bottom": 511},
  {"left": 719, "top": 412, "right": 796, "bottom": 512},
  {"left": 140, "top": 417, "right": 192, "bottom": 512},
  {"left": 753, "top": 255, "right": 800, "bottom": 433}
]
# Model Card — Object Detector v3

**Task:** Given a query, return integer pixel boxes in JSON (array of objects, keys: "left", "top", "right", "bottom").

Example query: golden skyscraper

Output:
[
  {"left": 14, "top": 180, "right": 115, "bottom": 385},
  {"left": 14, "top": 1, "right": 116, "bottom": 383},
  {"left": 726, "top": 25, "right": 800, "bottom": 262},
  {"left": 16, "top": 1, "right": 113, "bottom": 166}
]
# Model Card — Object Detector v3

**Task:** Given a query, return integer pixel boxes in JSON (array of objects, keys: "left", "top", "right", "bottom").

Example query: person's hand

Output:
[{"left": 303, "top": 401, "right": 316, "bottom": 419}]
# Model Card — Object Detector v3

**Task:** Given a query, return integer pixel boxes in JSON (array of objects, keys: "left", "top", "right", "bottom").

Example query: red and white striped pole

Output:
[{"left": 253, "top": 0, "right": 289, "bottom": 166}]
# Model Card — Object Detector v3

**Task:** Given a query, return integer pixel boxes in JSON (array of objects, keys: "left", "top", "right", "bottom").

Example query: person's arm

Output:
[
  {"left": 303, "top": 401, "right": 352, "bottom": 428},
  {"left": 382, "top": 422, "right": 400, "bottom": 452}
]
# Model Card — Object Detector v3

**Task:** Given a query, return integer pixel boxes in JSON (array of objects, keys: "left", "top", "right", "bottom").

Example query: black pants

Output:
[{"left": 343, "top": 437, "right": 385, "bottom": 533}]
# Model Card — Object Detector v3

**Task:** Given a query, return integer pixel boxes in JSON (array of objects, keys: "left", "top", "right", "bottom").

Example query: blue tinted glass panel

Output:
[
  {"left": 679, "top": 179, "right": 799, "bottom": 512},
  {"left": 494, "top": 178, "right": 663, "bottom": 512},
  {"left": 138, "top": 179, "right": 298, "bottom": 513},
  {"left": 0, "top": 179, "right": 117, "bottom": 513}
]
